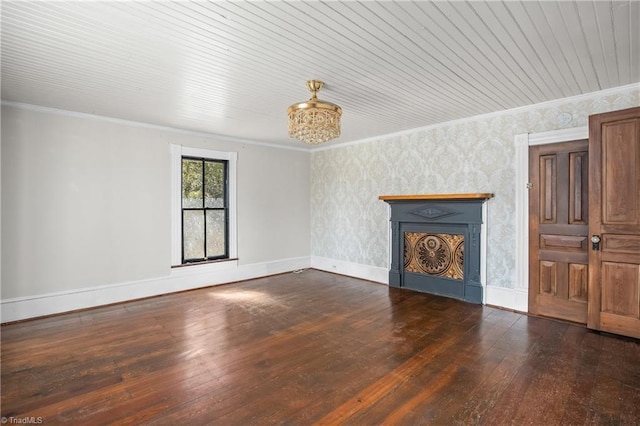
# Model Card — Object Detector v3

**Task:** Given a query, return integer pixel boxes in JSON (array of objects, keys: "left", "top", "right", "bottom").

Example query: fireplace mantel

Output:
[
  {"left": 379, "top": 193, "right": 494, "bottom": 201},
  {"left": 380, "top": 193, "right": 493, "bottom": 304}
]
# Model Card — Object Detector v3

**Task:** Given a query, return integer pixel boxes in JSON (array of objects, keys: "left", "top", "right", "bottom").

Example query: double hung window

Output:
[
  {"left": 171, "top": 145, "right": 237, "bottom": 267},
  {"left": 181, "top": 157, "right": 228, "bottom": 263}
]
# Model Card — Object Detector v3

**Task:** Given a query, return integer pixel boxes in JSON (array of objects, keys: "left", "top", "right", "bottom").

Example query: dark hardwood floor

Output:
[{"left": 2, "top": 269, "right": 639, "bottom": 425}]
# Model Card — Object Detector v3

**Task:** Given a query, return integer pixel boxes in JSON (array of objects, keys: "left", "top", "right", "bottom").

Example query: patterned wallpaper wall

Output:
[{"left": 311, "top": 86, "right": 639, "bottom": 289}]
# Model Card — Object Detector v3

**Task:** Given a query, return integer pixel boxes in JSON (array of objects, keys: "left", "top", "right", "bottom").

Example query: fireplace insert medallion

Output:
[{"left": 379, "top": 193, "right": 493, "bottom": 304}]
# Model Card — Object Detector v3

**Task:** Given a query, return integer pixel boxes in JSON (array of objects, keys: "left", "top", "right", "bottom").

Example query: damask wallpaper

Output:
[{"left": 310, "top": 86, "right": 639, "bottom": 290}]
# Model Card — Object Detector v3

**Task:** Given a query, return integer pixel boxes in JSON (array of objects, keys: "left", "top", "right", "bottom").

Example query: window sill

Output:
[{"left": 170, "top": 258, "right": 238, "bottom": 277}]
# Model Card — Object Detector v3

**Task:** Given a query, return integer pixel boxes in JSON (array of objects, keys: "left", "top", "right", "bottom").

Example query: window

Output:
[
  {"left": 171, "top": 145, "right": 237, "bottom": 267},
  {"left": 181, "top": 157, "right": 228, "bottom": 263}
]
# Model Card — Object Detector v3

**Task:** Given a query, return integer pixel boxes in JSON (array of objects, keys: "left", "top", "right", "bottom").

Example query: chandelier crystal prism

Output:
[{"left": 287, "top": 80, "right": 342, "bottom": 145}]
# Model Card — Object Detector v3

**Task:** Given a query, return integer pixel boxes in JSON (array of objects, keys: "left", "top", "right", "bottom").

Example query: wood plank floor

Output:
[{"left": 2, "top": 269, "right": 639, "bottom": 425}]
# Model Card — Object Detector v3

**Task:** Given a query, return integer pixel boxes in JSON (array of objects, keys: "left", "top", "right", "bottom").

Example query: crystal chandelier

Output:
[{"left": 287, "top": 80, "right": 342, "bottom": 145}]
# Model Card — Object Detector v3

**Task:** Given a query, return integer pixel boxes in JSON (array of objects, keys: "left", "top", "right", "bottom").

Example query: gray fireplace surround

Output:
[{"left": 380, "top": 194, "right": 493, "bottom": 304}]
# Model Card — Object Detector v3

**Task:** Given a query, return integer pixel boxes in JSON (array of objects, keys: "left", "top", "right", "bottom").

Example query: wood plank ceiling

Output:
[{"left": 2, "top": 1, "right": 639, "bottom": 149}]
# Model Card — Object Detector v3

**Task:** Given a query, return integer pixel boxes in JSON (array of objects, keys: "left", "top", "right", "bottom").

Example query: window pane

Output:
[
  {"left": 206, "top": 210, "right": 226, "bottom": 258},
  {"left": 182, "top": 159, "right": 203, "bottom": 208},
  {"left": 204, "top": 161, "right": 225, "bottom": 208},
  {"left": 183, "top": 210, "right": 205, "bottom": 260}
]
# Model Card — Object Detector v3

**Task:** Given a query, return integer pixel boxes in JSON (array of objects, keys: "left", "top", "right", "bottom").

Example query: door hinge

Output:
[{"left": 526, "top": 182, "right": 533, "bottom": 189}]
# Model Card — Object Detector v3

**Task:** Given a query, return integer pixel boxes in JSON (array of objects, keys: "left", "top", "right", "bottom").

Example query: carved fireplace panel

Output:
[
  {"left": 404, "top": 232, "right": 464, "bottom": 280},
  {"left": 379, "top": 193, "right": 493, "bottom": 304}
]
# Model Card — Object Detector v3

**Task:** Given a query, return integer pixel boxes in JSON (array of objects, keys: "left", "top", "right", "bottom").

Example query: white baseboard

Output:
[
  {"left": 311, "top": 257, "right": 529, "bottom": 314},
  {"left": 310, "top": 256, "right": 388, "bottom": 284},
  {"left": 1, "top": 256, "right": 310, "bottom": 323},
  {"left": 310, "top": 258, "right": 531, "bottom": 314},
  {"left": 485, "top": 285, "right": 528, "bottom": 313},
  {"left": 2, "top": 256, "right": 529, "bottom": 322}
]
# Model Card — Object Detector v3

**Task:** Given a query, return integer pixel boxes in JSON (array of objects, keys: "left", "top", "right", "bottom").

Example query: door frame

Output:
[{"left": 514, "top": 126, "right": 588, "bottom": 312}]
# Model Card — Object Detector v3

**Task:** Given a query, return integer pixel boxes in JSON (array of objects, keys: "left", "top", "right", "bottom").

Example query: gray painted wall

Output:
[{"left": 1, "top": 105, "right": 310, "bottom": 299}]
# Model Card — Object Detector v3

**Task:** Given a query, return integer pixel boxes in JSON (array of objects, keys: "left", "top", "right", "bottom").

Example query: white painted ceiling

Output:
[{"left": 2, "top": 1, "right": 639, "bottom": 149}]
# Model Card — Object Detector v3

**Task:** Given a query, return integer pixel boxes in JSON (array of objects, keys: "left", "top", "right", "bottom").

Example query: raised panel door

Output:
[
  {"left": 588, "top": 106, "right": 640, "bottom": 339},
  {"left": 529, "top": 140, "right": 589, "bottom": 323}
]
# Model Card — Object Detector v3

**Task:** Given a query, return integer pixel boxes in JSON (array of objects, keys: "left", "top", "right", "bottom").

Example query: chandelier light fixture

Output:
[{"left": 287, "top": 80, "right": 342, "bottom": 145}]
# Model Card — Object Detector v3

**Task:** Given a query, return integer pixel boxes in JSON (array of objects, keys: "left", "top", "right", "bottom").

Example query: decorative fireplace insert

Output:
[{"left": 379, "top": 193, "right": 493, "bottom": 304}]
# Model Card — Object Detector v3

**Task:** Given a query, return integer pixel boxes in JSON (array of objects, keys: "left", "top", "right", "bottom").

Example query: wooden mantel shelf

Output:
[{"left": 378, "top": 193, "right": 494, "bottom": 201}]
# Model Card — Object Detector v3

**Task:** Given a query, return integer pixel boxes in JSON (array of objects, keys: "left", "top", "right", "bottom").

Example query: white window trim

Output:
[{"left": 170, "top": 144, "right": 238, "bottom": 268}]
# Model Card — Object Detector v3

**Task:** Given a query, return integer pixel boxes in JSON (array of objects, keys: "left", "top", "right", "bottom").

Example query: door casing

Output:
[{"left": 514, "top": 127, "right": 588, "bottom": 312}]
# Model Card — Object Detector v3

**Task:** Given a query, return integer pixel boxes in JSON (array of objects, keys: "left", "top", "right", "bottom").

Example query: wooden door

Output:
[
  {"left": 588, "top": 106, "right": 640, "bottom": 339},
  {"left": 529, "top": 140, "right": 589, "bottom": 323}
]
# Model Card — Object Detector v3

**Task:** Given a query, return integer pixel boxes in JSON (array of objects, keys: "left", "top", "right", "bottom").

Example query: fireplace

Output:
[{"left": 379, "top": 194, "right": 493, "bottom": 304}]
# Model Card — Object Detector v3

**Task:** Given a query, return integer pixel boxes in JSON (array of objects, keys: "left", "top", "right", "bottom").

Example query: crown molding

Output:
[
  {"left": 312, "top": 82, "right": 639, "bottom": 152},
  {"left": 0, "top": 100, "right": 309, "bottom": 153},
  {"left": 4, "top": 82, "right": 637, "bottom": 154}
]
